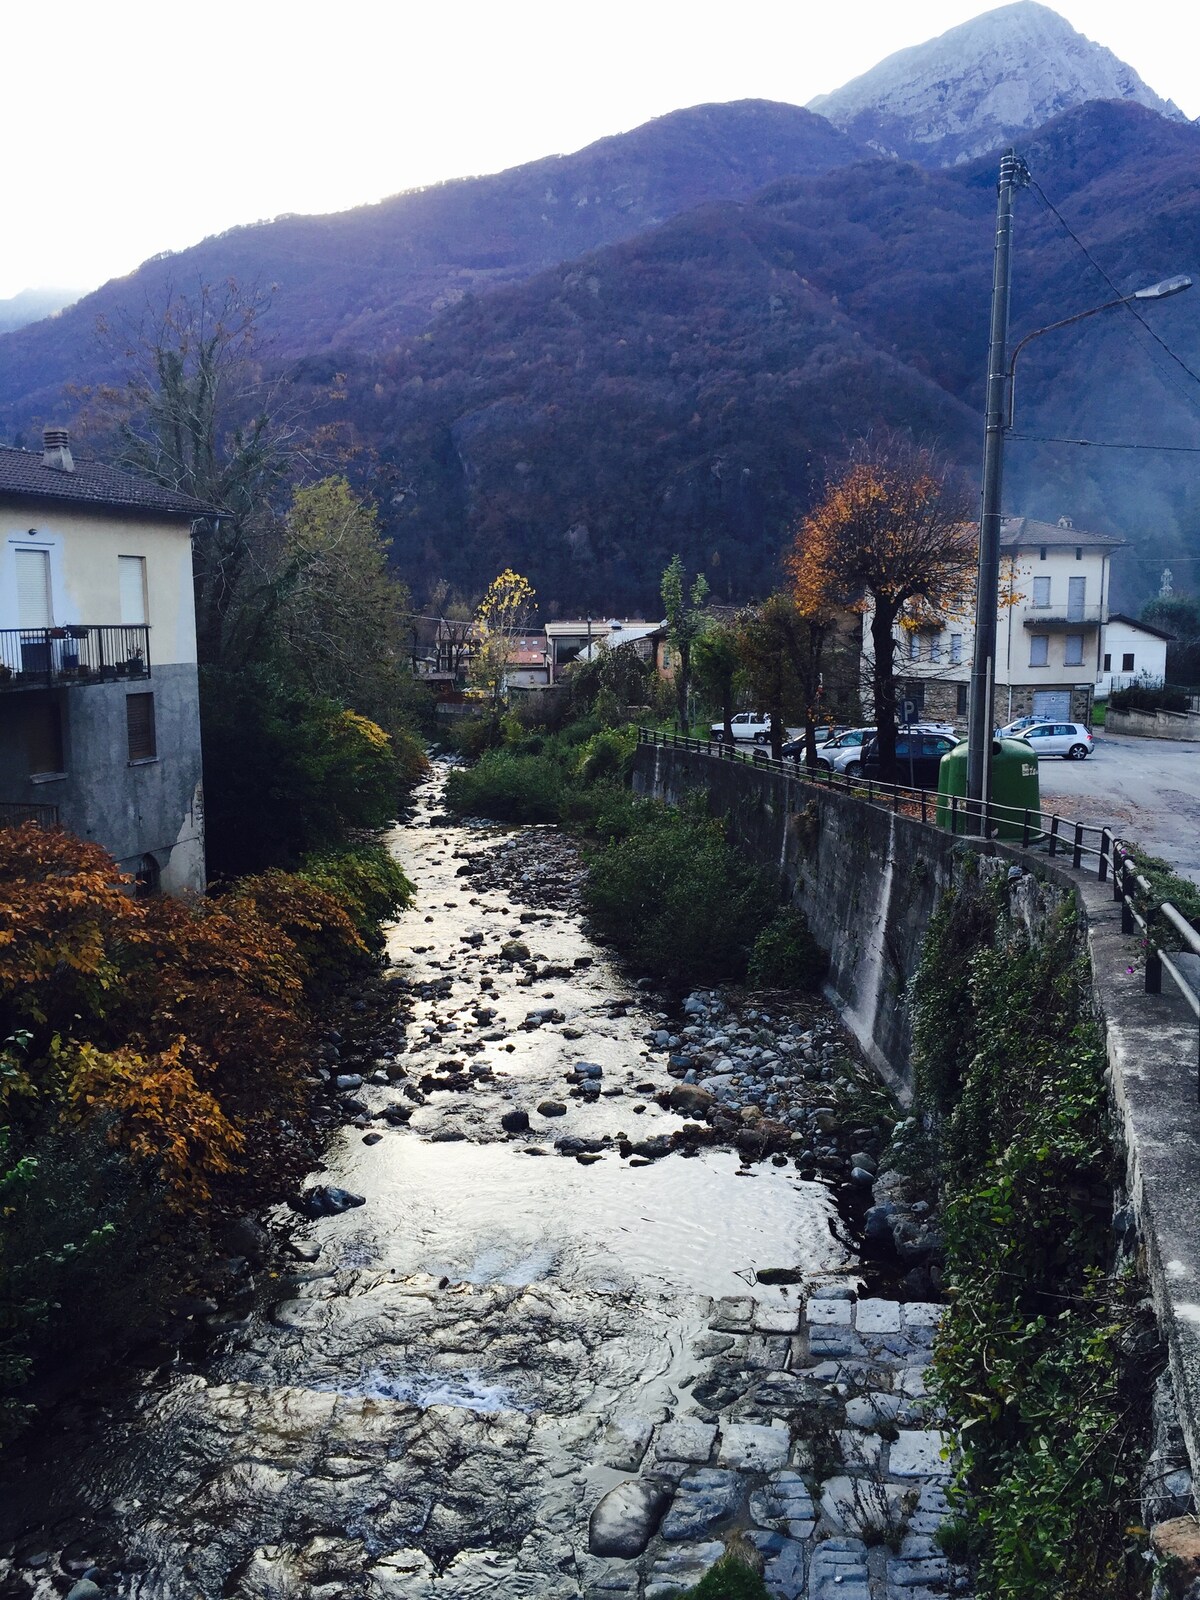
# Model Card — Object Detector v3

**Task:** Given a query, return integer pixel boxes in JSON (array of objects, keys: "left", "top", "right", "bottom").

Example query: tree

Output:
[
  {"left": 471, "top": 568, "right": 536, "bottom": 708},
  {"left": 95, "top": 281, "right": 296, "bottom": 667},
  {"left": 734, "top": 597, "right": 807, "bottom": 759},
  {"left": 692, "top": 621, "right": 740, "bottom": 744},
  {"left": 1140, "top": 594, "right": 1198, "bottom": 641},
  {"left": 271, "top": 477, "right": 412, "bottom": 732},
  {"left": 788, "top": 440, "right": 974, "bottom": 778},
  {"left": 661, "top": 555, "right": 709, "bottom": 733}
]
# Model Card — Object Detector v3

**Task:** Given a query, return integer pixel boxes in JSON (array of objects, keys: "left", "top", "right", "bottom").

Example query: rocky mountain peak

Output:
[{"left": 807, "top": 1, "right": 1183, "bottom": 167}]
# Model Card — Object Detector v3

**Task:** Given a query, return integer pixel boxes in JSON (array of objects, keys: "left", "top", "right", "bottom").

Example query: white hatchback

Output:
[{"left": 1016, "top": 722, "right": 1095, "bottom": 759}]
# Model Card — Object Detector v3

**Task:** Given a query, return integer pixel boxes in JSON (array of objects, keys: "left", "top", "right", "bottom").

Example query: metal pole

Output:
[{"left": 966, "top": 149, "right": 1029, "bottom": 828}]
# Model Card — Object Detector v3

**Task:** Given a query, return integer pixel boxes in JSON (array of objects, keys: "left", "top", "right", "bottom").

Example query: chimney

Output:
[{"left": 42, "top": 428, "right": 74, "bottom": 473}]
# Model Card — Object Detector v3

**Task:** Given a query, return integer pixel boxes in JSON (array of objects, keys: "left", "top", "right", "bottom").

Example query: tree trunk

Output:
[
  {"left": 722, "top": 680, "right": 734, "bottom": 746},
  {"left": 770, "top": 711, "right": 784, "bottom": 762},
  {"left": 871, "top": 608, "right": 899, "bottom": 779},
  {"left": 676, "top": 642, "right": 690, "bottom": 733}
]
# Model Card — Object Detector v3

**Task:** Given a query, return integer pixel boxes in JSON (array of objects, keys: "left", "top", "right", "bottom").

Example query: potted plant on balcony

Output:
[
  {"left": 66, "top": 624, "right": 89, "bottom": 640},
  {"left": 124, "top": 647, "right": 146, "bottom": 678}
]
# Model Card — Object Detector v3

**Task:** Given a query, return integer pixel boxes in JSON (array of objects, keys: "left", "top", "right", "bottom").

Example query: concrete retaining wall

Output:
[
  {"left": 633, "top": 739, "right": 1200, "bottom": 1481},
  {"left": 1107, "top": 706, "right": 1200, "bottom": 741}
]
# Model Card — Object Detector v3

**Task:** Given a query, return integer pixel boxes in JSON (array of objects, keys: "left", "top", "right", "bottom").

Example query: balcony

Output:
[
  {"left": 0, "top": 626, "right": 151, "bottom": 691},
  {"left": 1023, "top": 605, "right": 1104, "bottom": 629}
]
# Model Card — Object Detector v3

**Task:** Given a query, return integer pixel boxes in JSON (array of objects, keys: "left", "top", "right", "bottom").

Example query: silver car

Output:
[{"left": 1016, "top": 722, "right": 1094, "bottom": 759}]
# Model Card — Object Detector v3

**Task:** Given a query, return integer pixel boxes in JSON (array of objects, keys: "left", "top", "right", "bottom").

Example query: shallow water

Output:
[{"left": 0, "top": 764, "right": 851, "bottom": 1599}]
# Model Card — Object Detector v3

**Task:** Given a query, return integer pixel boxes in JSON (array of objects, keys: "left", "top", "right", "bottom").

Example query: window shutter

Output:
[
  {"left": 16, "top": 550, "right": 51, "bottom": 628},
  {"left": 26, "top": 699, "right": 63, "bottom": 775},
  {"left": 119, "top": 556, "right": 147, "bottom": 625},
  {"left": 126, "top": 693, "right": 156, "bottom": 761}
]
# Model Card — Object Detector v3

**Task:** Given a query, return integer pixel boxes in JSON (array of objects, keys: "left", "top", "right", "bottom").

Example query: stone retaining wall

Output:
[{"left": 1107, "top": 705, "right": 1200, "bottom": 740}]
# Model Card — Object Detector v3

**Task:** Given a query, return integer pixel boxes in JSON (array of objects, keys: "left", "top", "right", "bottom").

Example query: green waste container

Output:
[{"left": 937, "top": 737, "right": 1041, "bottom": 841}]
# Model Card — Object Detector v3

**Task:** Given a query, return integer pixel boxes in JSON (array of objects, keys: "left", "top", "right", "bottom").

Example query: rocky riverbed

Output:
[{"left": 0, "top": 763, "right": 966, "bottom": 1600}]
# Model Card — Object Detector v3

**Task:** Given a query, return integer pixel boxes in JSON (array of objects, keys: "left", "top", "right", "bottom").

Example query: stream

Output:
[{"left": 0, "top": 763, "right": 963, "bottom": 1600}]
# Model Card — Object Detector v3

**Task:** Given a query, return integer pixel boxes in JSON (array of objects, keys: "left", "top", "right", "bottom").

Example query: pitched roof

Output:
[
  {"left": 1106, "top": 612, "right": 1175, "bottom": 641},
  {"left": 1000, "top": 515, "right": 1124, "bottom": 550},
  {"left": 0, "top": 445, "right": 222, "bottom": 518}
]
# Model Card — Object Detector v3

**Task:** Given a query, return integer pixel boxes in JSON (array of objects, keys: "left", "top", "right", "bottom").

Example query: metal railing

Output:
[
  {"left": 0, "top": 801, "right": 60, "bottom": 829},
  {"left": 0, "top": 625, "right": 151, "bottom": 690},
  {"left": 638, "top": 726, "right": 1200, "bottom": 1080}
]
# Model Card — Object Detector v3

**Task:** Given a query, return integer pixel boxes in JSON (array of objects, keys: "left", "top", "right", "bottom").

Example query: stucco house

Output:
[
  {"left": 878, "top": 515, "right": 1123, "bottom": 727},
  {"left": 0, "top": 430, "right": 218, "bottom": 893},
  {"left": 1095, "top": 613, "right": 1172, "bottom": 699}
]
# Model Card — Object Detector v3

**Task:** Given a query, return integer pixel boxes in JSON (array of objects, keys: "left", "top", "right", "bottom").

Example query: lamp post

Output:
[{"left": 965, "top": 145, "right": 1191, "bottom": 827}]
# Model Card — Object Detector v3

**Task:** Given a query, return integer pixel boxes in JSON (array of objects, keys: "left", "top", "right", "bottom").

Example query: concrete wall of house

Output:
[{"left": 0, "top": 663, "right": 205, "bottom": 893}]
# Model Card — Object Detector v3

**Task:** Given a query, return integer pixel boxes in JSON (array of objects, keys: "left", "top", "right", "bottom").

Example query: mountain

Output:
[
  {"left": 314, "top": 101, "right": 1200, "bottom": 612},
  {"left": 0, "top": 288, "right": 82, "bottom": 336},
  {"left": 807, "top": 1, "right": 1183, "bottom": 166},
  {"left": 0, "top": 101, "right": 865, "bottom": 433}
]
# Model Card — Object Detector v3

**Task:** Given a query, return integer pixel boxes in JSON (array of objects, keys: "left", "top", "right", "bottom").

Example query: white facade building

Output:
[{"left": 1095, "top": 614, "right": 1171, "bottom": 698}]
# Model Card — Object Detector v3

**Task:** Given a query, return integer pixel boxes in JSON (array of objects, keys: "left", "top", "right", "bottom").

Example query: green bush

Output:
[
  {"left": 584, "top": 801, "right": 775, "bottom": 985},
  {"left": 679, "top": 1551, "right": 769, "bottom": 1598},
  {"left": 444, "top": 751, "right": 566, "bottom": 823},
  {"left": 913, "top": 883, "right": 1151, "bottom": 1600},
  {"left": 446, "top": 715, "right": 503, "bottom": 760},
  {"left": 1108, "top": 681, "right": 1188, "bottom": 713},
  {"left": 301, "top": 842, "right": 415, "bottom": 950},
  {"left": 747, "top": 907, "right": 826, "bottom": 990},
  {"left": 575, "top": 725, "right": 638, "bottom": 784}
]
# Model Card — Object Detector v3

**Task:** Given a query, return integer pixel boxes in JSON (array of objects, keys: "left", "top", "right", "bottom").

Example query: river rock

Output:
[
  {"left": 65, "top": 1584, "right": 103, "bottom": 1600},
  {"left": 588, "top": 1478, "right": 673, "bottom": 1557},
  {"left": 500, "top": 940, "right": 530, "bottom": 961},
  {"left": 501, "top": 1109, "right": 531, "bottom": 1134},
  {"left": 660, "top": 1467, "right": 744, "bottom": 1539},
  {"left": 668, "top": 1084, "right": 715, "bottom": 1117},
  {"left": 290, "top": 1185, "right": 366, "bottom": 1219},
  {"left": 538, "top": 1100, "right": 568, "bottom": 1117}
]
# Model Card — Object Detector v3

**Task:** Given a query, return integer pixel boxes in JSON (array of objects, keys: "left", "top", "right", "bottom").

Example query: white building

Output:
[
  {"left": 1095, "top": 614, "right": 1171, "bottom": 698},
  {"left": 879, "top": 515, "right": 1123, "bottom": 727},
  {"left": 0, "top": 430, "right": 216, "bottom": 893}
]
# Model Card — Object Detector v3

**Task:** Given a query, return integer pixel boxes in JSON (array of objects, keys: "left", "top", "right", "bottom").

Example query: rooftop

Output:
[
  {"left": 1000, "top": 515, "right": 1124, "bottom": 551},
  {"left": 0, "top": 443, "right": 222, "bottom": 519}
]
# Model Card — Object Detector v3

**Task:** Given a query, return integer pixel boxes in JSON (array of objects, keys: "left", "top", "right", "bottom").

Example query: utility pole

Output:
[{"left": 966, "top": 148, "right": 1029, "bottom": 824}]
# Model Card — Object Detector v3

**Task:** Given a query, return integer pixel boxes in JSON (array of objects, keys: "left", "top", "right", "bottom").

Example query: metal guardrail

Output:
[
  {"left": 0, "top": 801, "right": 59, "bottom": 828},
  {"left": 0, "top": 625, "right": 151, "bottom": 690},
  {"left": 638, "top": 727, "right": 1200, "bottom": 1084}
]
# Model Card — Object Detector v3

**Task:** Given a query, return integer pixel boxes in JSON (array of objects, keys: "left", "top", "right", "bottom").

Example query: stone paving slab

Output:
[
  {"left": 645, "top": 1540, "right": 724, "bottom": 1598},
  {"left": 807, "top": 1298, "right": 853, "bottom": 1325},
  {"left": 653, "top": 1418, "right": 717, "bottom": 1464},
  {"left": 902, "top": 1302, "right": 944, "bottom": 1329},
  {"left": 659, "top": 1467, "right": 744, "bottom": 1540},
  {"left": 710, "top": 1296, "right": 755, "bottom": 1332},
  {"left": 599, "top": 1415, "right": 653, "bottom": 1471},
  {"left": 855, "top": 1298, "right": 902, "bottom": 1333},
  {"left": 718, "top": 1421, "right": 790, "bottom": 1472},
  {"left": 888, "top": 1429, "right": 951, "bottom": 1478},
  {"left": 809, "top": 1535, "right": 870, "bottom": 1600}
]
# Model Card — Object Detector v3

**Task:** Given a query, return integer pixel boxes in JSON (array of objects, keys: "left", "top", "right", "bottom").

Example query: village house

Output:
[
  {"left": 543, "top": 618, "right": 665, "bottom": 682},
  {"left": 877, "top": 515, "right": 1124, "bottom": 727},
  {"left": 0, "top": 430, "right": 216, "bottom": 893},
  {"left": 1095, "top": 613, "right": 1171, "bottom": 698}
]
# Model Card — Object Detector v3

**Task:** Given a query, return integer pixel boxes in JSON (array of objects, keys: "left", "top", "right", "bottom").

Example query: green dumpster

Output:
[{"left": 937, "top": 737, "right": 1041, "bottom": 840}]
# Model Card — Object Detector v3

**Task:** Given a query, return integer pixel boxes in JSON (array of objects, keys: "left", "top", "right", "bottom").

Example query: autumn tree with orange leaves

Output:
[{"left": 788, "top": 441, "right": 975, "bottom": 779}]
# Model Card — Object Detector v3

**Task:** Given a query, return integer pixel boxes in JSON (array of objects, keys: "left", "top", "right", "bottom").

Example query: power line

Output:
[
  {"left": 1010, "top": 432, "right": 1200, "bottom": 453},
  {"left": 1027, "top": 178, "right": 1200, "bottom": 404}
]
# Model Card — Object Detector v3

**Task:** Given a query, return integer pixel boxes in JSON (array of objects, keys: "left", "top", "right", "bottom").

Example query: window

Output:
[
  {"left": 25, "top": 697, "right": 64, "bottom": 777},
  {"left": 118, "top": 555, "right": 147, "bottom": 625},
  {"left": 1064, "top": 634, "right": 1085, "bottom": 667},
  {"left": 956, "top": 684, "right": 969, "bottom": 717},
  {"left": 1029, "top": 635, "right": 1049, "bottom": 667},
  {"left": 1075, "top": 547, "right": 1083, "bottom": 561},
  {"left": 1032, "top": 577, "right": 1050, "bottom": 609},
  {"left": 1067, "top": 576, "right": 1086, "bottom": 621},
  {"left": 909, "top": 632, "right": 920, "bottom": 660},
  {"left": 15, "top": 548, "right": 52, "bottom": 627},
  {"left": 950, "top": 633, "right": 962, "bottom": 665},
  {"left": 1103, "top": 653, "right": 1112, "bottom": 673},
  {"left": 1122, "top": 652, "right": 1135, "bottom": 672},
  {"left": 1039, "top": 547, "right": 1047, "bottom": 561},
  {"left": 126, "top": 693, "right": 156, "bottom": 762}
]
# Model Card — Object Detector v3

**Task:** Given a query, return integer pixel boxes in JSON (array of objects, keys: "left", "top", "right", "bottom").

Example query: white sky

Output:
[{"left": 3, "top": 0, "right": 1195, "bottom": 301}]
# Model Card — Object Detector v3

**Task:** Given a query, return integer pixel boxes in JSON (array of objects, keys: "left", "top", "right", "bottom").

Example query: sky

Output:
[{"left": 3, "top": 0, "right": 1195, "bottom": 302}]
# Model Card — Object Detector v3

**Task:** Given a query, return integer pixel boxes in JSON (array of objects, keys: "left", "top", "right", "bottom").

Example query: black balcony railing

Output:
[{"left": 0, "top": 626, "right": 151, "bottom": 690}]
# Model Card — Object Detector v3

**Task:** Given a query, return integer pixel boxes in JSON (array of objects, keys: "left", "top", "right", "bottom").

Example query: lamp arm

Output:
[{"left": 1006, "top": 295, "right": 1130, "bottom": 427}]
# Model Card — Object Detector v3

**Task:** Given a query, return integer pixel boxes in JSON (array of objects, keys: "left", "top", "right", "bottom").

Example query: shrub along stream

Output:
[{"left": 910, "top": 864, "right": 1158, "bottom": 1600}]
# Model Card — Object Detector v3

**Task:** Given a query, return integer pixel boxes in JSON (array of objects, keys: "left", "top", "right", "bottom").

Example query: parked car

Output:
[
  {"left": 711, "top": 711, "right": 772, "bottom": 743},
  {"left": 809, "top": 727, "right": 875, "bottom": 772},
  {"left": 859, "top": 730, "right": 959, "bottom": 787},
  {"left": 997, "top": 714, "right": 1044, "bottom": 738},
  {"left": 1014, "top": 722, "right": 1094, "bottom": 759}
]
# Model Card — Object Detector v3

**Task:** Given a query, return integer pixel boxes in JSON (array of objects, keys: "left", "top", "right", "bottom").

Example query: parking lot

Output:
[{"left": 1034, "top": 730, "right": 1200, "bottom": 885}]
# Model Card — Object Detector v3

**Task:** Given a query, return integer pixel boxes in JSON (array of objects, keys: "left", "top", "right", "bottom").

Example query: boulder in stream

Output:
[
  {"left": 588, "top": 1477, "right": 673, "bottom": 1557},
  {"left": 501, "top": 1109, "right": 531, "bottom": 1134},
  {"left": 290, "top": 1185, "right": 366, "bottom": 1219}
]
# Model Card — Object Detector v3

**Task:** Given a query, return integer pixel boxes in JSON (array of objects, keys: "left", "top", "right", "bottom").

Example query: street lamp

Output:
[{"left": 965, "top": 147, "right": 1192, "bottom": 827}]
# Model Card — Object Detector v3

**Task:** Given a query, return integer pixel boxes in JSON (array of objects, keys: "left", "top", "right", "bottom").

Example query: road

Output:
[{"left": 1035, "top": 731, "right": 1200, "bottom": 885}]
